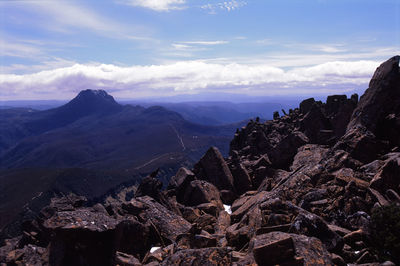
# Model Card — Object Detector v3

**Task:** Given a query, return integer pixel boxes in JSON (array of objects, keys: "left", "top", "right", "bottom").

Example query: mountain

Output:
[
  {"left": 121, "top": 101, "right": 289, "bottom": 125},
  {"left": 0, "top": 90, "right": 237, "bottom": 169},
  {"left": 2, "top": 56, "right": 399, "bottom": 265},
  {"left": 0, "top": 90, "right": 241, "bottom": 234}
]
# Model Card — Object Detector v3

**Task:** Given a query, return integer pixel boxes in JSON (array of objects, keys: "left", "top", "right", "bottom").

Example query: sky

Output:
[{"left": 0, "top": 0, "right": 399, "bottom": 100}]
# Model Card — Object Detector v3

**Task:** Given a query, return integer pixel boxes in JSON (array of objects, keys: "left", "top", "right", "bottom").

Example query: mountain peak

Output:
[
  {"left": 53, "top": 89, "right": 122, "bottom": 121},
  {"left": 74, "top": 89, "right": 116, "bottom": 103}
]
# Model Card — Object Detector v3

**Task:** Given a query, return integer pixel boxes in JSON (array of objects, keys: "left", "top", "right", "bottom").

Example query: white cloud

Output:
[
  {"left": 3, "top": 0, "right": 149, "bottom": 40},
  {"left": 182, "top": 41, "right": 229, "bottom": 45},
  {"left": 201, "top": 1, "right": 247, "bottom": 14},
  {"left": 0, "top": 59, "right": 381, "bottom": 100},
  {"left": 170, "top": 40, "right": 227, "bottom": 52},
  {"left": 120, "top": 0, "right": 186, "bottom": 11},
  {"left": 172, "top": 43, "right": 193, "bottom": 50},
  {"left": 0, "top": 40, "right": 43, "bottom": 59}
]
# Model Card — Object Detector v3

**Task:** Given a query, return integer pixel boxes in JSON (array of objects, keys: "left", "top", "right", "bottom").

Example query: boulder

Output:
[
  {"left": 136, "top": 176, "right": 162, "bottom": 199},
  {"left": 289, "top": 212, "right": 343, "bottom": 252},
  {"left": 133, "top": 196, "right": 192, "bottom": 242},
  {"left": 268, "top": 131, "right": 309, "bottom": 169},
  {"left": 168, "top": 167, "right": 196, "bottom": 190},
  {"left": 300, "top": 104, "right": 333, "bottom": 144},
  {"left": 347, "top": 56, "right": 400, "bottom": 140},
  {"left": 250, "top": 232, "right": 332, "bottom": 265},
  {"left": 114, "top": 219, "right": 155, "bottom": 260},
  {"left": 182, "top": 180, "right": 223, "bottom": 209},
  {"left": 115, "top": 251, "right": 142, "bottom": 266},
  {"left": 43, "top": 208, "right": 119, "bottom": 266},
  {"left": 228, "top": 161, "right": 252, "bottom": 195},
  {"left": 370, "top": 156, "right": 400, "bottom": 194},
  {"left": 193, "top": 146, "right": 235, "bottom": 191},
  {"left": 339, "top": 56, "right": 400, "bottom": 161},
  {"left": 299, "top": 98, "right": 316, "bottom": 114},
  {"left": 161, "top": 247, "right": 232, "bottom": 265}
]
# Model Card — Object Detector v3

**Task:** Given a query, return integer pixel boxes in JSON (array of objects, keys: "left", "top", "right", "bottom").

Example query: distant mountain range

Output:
[
  {"left": 0, "top": 89, "right": 242, "bottom": 232},
  {"left": 1, "top": 94, "right": 302, "bottom": 125}
]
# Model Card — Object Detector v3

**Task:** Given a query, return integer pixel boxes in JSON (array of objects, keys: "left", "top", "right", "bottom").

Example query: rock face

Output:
[
  {"left": 338, "top": 55, "right": 400, "bottom": 162},
  {"left": 2, "top": 56, "right": 400, "bottom": 265}
]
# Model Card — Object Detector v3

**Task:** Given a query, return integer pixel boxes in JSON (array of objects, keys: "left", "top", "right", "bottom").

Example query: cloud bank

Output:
[{"left": 0, "top": 60, "right": 380, "bottom": 100}]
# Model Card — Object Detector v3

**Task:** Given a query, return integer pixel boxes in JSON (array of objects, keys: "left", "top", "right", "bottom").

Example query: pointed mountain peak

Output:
[{"left": 57, "top": 89, "right": 122, "bottom": 118}]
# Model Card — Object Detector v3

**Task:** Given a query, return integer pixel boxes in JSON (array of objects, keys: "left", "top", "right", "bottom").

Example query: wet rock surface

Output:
[{"left": 1, "top": 56, "right": 400, "bottom": 265}]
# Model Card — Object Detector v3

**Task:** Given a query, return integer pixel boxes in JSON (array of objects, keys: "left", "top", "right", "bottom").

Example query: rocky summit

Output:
[{"left": 1, "top": 56, "right": 400, "bottom": 265}]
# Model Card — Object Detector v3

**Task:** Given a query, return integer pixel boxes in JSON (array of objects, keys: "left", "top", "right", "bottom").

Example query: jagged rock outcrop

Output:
[
  {"left": 193, "top": 146, "right": 235, "bottom": 193},
  {"left": 337, "top": 55, "right": 400, "bottom": 163},
  {"left": 2, "top": 56, "right": 400, "bottom": 265}
]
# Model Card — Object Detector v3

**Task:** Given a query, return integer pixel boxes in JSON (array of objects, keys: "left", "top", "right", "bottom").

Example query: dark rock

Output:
[
  {"left": 161, "top": 247, "right": 232, "bottom": 265},
  {"left": 229, "top": 161, "right": 252, "bottom": 195},
  {"left": 215, "top": 210, "right": 231, "bottom": 235},
  {"left": 250, "top": 232, "right": 332, "bottom": 265},
  {"left": 370, "top": 156, "right": 400, "bottom": 194},
  {"left": 226, "top": 223, "right": 250, "bottom": 250},
  {"left": 347, "top": 56, "right": 400, "bottom": 144},
  {"left": 193, "top": 146, "right": 235, "bottom": 191},
  {"left": 115, "top": 251, "right": 141, "bottom": 266},
  {"left": 194, "top": 213, "right": 216, "bottom": 233},
  {"left": 135, "top": 176, "right": 163, "bottom": 202},
  {"left": 268, "top": 131, "right": 309, "bottom": 169},
  {"left": 253, "top": 233, "right": 296, "bottom": 265},
  {"left": 300, "top": 98, "right": 316, "bottom": 114},
  {"left": 192, "top": 233, "right": 217, "bottom": 248},
  {"left": 181, "top": 207, "right": 201, "bottom": 223},
  {"left": 133, "top": 196, "right": 191, "bottom": 242},
  {"left": 273, "top": 111, "right": 280, "bottom": 120},
  {"left": 43, "top": 209, "right": 119, "bottom": 266},
  {"left": 219, "top": 190, "right": 237, "bottom": 205},
  {"left": 114, "top": 219, "right": 155, "bottom": 260},
  {"left": 290, "top": 212, "right": 343, "bottom": 252},
  {"left": 182, "top": 180, "right": 223, "bottom": 208},
  {"left": 343, "top": 229, "right": 367, "bottom": 246},
  {"left": 168, "top": 167, "right": 196, "bottom": 194},
  {"left": 197, "top": 202, "right": 220, "bottom": 217},
  {"left": 300, "top": 104, "right": 332, "bottom": 144},
  {"left": 330, "top": 253, "right": 346, "bottom": 266}
]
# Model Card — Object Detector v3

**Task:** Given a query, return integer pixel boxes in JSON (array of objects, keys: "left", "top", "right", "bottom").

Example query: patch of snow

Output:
[
  {"left": 150, "top": 247, "right": 161, "bottom": 253},
  {"left": 223, "top": 204, "right": 232, "bottom": 215}
]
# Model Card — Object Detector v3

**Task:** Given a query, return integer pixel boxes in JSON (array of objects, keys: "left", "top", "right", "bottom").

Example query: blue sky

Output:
[{"left": 0, "top": 0, "right": 399, "bottom": 100}]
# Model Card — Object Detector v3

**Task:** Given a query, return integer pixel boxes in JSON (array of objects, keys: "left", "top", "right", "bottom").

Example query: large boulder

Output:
[
  {"left": 228, "top": 160, "right": 252, "bottom": 195},
  {"left": 347, "top": 55, "right": 400, "bottom": 137},
  {"left": 250, "top": 232, "right": 332, "bottom": 265},
  {"left": 135, "top": 176, "right": 164, "bottom": 203},
  {"left": 289, "top": 212, "right": 343, "bottom": 252},
  {"left": 193, "top": 146, "right": 235, "bottom": 192},
  {"left": 129, "top": 196, "right": 192, "bottom": 242},
  {"left": 114, "top": 219, "right": 156, "bottom": 261},
  {"left": 370, "top": 154, "right": 400, "bottom": 194},
  {"left": 181, "top": 180, "right": 223, "bottom": 208},
  {"left": 43, "top": 208, "right": 119, "bottom": 266},
  {"left": 300, "top": 104, "right": 333, "bottom": 144},
  {"left": 340, "top": 56, "right": 400, "bottom": 162},
  {"left": 268, "top": 131, "right": 309, "bottom": 169}
]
